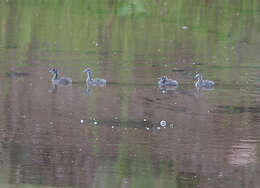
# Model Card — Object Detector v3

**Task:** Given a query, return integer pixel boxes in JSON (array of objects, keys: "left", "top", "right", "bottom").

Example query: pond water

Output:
[{"left": 1, "top": 1, "right": 260, "bottom": 188}]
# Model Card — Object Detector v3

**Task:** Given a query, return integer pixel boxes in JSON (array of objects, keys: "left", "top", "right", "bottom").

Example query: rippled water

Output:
[{"left": 1, "top": 1, "right": 260, "bottom": 188}]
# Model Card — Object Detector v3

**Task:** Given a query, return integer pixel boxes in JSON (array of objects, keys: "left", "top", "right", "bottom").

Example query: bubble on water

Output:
[{"left": 160, "top": 120, "right": 166, "bottom": 127}]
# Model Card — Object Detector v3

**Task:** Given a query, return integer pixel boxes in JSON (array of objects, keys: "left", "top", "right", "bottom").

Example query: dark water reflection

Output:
[{"left": 1, "top": 1, "right": 260, "bottom": 188}]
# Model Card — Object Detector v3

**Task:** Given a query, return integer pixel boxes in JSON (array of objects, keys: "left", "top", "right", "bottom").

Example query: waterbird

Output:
[
  {"left": 158, "top": 76, "right": 178, "bottom": 86},
  {"left": 49, "top": 68, "right": 72, "bottom": 85},
  {"left": 195, "top": 73, "right": 214, "bottom": 88},
  {"left": 83, "top": 68, "right": 106, "bottom": 86}
]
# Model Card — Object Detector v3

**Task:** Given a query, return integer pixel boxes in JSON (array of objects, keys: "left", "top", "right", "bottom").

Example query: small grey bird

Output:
[
  {"left": 158, "top": 76, "right": 178, "bottom": 86},
  {"left": 195, "top": 73, "right": 214, "bottom": 88},
  {"left": 49, "top": 68, "right": 72, "bottom": 85},
  {"left": 83, "top": 68, "right": 106, "bottom": 86}
]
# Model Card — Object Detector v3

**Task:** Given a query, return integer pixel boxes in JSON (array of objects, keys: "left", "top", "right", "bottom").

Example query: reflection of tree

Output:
[
  {"left": 117, "top": 0, "right": 146, "bottom": 16},
  {"left": 8, "top": 142, "right": 96, "bottom": 187}
]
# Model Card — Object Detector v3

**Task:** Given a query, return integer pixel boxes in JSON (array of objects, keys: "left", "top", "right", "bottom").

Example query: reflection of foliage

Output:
[
  {"left": 96, "top": 140, "right": 178, "bottom": 188},
  {"left": 118, "top": 0, "right": 146, "bottom": 16},
  {"left": 0, "top": 0, "right": 259, "bottom": 114},
  {"left": 4, "top": 184, "right": 61, "bottom": 188},
  {"left": 1, "top": 77, "right": 9, "bottom": 102},
  {"left": 0, "top": 0, "right": 259, "bottom": 67}
]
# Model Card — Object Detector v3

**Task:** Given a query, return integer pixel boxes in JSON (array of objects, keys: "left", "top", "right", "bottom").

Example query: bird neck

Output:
[
  {"left": 162, "top": 78, "right": 166, "bottom": 83},
  {"left": 196, "top": 77, "right": 203, "bottom": 87},
  {"left": 87, "top": 72, "right": 93, "bottom": 81},
  {"left": 197, "top": 75, "right": 202, "bottom": 82},
  {"left": 52, "top": 72, "right": 58, "bottom": 80},
  {"left": 161, "top": 77, "right": 167, "bottom": 83}
]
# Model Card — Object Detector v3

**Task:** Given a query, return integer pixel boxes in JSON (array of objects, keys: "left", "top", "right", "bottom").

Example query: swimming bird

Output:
[
  {"left": 195, "top": 73, "right": 214, "bottom": 88},
  {"left": 83, "top": 68, "right": 106, "bottom": 86},
  {"left": 49, "top": 68, "right": 72, "bottom": 85},
  {"left": 158, "top": 76, "right": 178, "bottom": 86}
]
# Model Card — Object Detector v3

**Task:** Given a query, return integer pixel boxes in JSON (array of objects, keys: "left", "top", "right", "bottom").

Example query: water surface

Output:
[{"left": 1, "top": 1, "right": 260, "bottom": 188}]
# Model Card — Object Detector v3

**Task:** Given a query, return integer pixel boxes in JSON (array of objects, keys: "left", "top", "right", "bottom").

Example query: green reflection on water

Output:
[
  {"left": 0, "top": 0, "right": 260, "bottom": 188},
  {"left": 0, "top": 0, "right": 259, "bottom": 87},
  {"left": 1, "top": 185, "right": 71, "bottom": 188},
  {"left": 95, "top": 143, "right": 179, "bottom": 188},
  {"left": 1, "top": 0, "right": 259, "bottom": 57}
]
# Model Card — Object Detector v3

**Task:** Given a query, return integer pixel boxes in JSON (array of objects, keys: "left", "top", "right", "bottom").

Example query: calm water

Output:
[{"left": 1, "top": 1, "right": 260, "bottom": 188}]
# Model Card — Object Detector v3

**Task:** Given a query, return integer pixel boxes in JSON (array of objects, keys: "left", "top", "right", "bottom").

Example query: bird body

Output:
[
  {"left": 195, "top": 74, "right": 214, "bottom": 88},
  {"left": 158, "top": 76, "right": 178, "bottom": 86},
  {"left": 83, "top": 68, "right": 106, "bottom": 86},
  {"left": 49, "top": 69, "right": 72, "bottom": 85}
]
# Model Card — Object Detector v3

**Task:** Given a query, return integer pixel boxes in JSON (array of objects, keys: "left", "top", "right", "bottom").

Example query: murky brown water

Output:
[{"left": 1, "top": 1, "right": 260, "bottom": 188}]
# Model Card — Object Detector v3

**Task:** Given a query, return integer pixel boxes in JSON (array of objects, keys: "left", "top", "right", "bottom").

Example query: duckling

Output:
[
  {"left": 49, "top": 68, "right": 72, "bottom": 85},
  {"left": 158, "top": 76, "right": 178, "bottom": 86},
  {"left": 83, "top": 68, "right": 106, "bottom": 86},
  {"left": 195, "top": 73, "right": 214, "bottom": 88}
]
